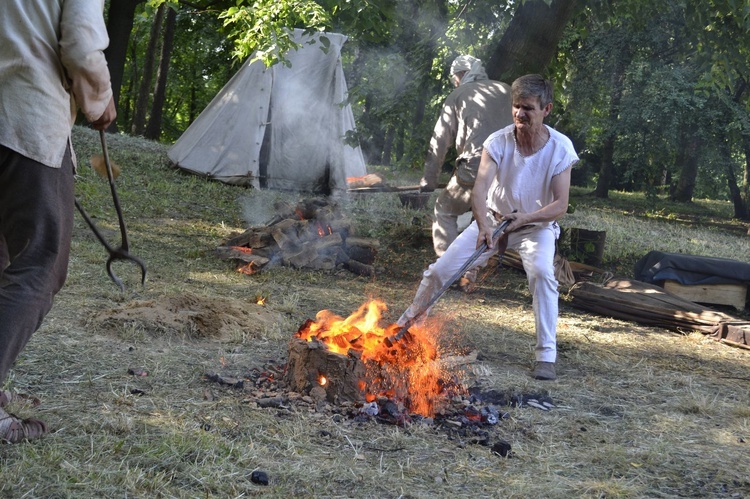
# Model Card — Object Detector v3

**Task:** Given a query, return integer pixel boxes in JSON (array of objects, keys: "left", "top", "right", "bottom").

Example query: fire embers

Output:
[{"left": 285, "top": 300, "right": 454, "bottom": 417}]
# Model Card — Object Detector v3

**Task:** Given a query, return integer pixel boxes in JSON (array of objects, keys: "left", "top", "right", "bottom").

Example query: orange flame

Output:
[
  {"left": 231, "top": 246, "right": 253, "bottom": 254},
  {"left": 294, "top": 299, "right": 450, "bottom": 416},
  {"left": 237, "top": 262, "right": 257, "bottom": 275}
]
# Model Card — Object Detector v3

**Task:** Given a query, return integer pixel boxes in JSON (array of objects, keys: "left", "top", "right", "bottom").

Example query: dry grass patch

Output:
[{"left": 1, "top": 128, "right": 749, "bottom": 498}]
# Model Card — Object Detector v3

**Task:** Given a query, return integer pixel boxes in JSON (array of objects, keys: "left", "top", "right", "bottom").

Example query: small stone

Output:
[
  {"left": 257, "top": 396, "right": 284, "bottom": 408},
  {"left": 309, "top": 385, "right": 327, "bottom": 402},
  {"left": 360, "top": 401, "right": 379, "bottom": 416},
  {"left": 492, "top": 440, "right": 512, "bottom": 458},
  {"left": 250, "top": 470, "right": 269, "bottom": 486}
]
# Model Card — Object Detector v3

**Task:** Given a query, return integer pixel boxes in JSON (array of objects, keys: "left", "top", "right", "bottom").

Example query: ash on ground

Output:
[{"left": 204, "top": 360, "right": 557, "bottom": 458}]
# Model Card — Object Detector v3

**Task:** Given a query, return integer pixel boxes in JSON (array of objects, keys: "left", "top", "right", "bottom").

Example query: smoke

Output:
[{"left": 239, "top": 190, "right": 287, "bottom": 227}]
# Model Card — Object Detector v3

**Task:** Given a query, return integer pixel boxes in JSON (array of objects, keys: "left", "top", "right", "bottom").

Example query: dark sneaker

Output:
[{"left": 533, "top": 361, "right": 556, "bottom": 380}]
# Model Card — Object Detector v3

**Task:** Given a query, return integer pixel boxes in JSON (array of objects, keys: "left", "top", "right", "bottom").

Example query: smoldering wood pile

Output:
[{"left": 216, "top": 198, "right": 379, "bottom": 276}]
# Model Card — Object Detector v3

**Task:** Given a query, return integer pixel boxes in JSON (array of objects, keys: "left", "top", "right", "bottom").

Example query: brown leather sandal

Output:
[
  {"left": 0, "top": 410, "right": 48, "bottom": 444},
  {"left": 0, "top": 389, "right": 41, "bottom": 408}
]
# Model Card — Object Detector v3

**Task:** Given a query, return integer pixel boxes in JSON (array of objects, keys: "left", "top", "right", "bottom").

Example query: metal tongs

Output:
[
  {"left": 74, "top": 130, "right": 147, "bottom": 291},
  {"left": 384, "top": 216, "right": 513, "bottom": 347}
]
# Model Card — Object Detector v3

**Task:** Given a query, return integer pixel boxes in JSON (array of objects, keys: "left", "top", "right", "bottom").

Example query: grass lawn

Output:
[{"left": 1, "top": 127, "right": 749, "bottom": 498}]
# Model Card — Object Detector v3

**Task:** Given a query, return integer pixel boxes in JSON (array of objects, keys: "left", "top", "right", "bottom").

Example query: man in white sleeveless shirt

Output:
[{"left": 400, "top": 75, "right": 578, "bottom": 381}]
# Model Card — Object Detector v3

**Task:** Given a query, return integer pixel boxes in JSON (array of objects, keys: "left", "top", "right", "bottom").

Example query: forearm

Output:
[
  {"left": 421, "top": 146, "right": 443, "bottom": 189},
  {"left": 422, "top": 108, "right": 456, "bottom": 189},
  {"left": 505, "top": 167, "right": 572, "bottom": 231},
  {"left": 471, "top": 150, "right": 496, "bottom": 234},
  {"left": 60, "top": 0, "right": 112, "bottom": 122}
]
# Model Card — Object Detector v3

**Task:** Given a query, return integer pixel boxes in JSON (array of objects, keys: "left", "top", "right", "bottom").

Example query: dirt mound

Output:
[{"left": 90, "top": 293, "right": 280, "bottom": 340}]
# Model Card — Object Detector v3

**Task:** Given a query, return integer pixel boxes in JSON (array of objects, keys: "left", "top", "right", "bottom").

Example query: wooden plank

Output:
[
  {"left": 664, "top": 280, "right": 747, "bottom": 310},
  {"left": 568, "top": 279, "right": 739, "bottom": 334}
]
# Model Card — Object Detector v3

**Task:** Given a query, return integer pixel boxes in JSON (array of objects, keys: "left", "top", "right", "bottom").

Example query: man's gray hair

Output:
[{"left": 511, "top": 74, "right": 554, "bottom": 108}]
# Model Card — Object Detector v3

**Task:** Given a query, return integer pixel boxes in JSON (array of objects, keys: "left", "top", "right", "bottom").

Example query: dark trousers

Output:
[{"left": 0, "top": 144, "right": 74, "bottom": 385}]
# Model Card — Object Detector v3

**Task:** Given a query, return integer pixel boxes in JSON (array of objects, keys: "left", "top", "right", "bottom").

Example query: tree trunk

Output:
[
  {"left": 726, "top": 78, "right": 750, "bottom": 220},
  {"left": 486, "top": 0, "right": 579, "bottom": 82},
  {"left": 382, "top": 126, "right": 394, "bottom": 166},
  {"left": 742, "top": 135, "right": 750, "bottom": 212},
  {"left": 726, "top": 161, "right": 748, "bottom": 220},
  {"left": 593, "top": 46, "right": 631, "bottom": 198},
  {"left": 727, "top": 137, "right": 750, "bottom": 220},
  {"left": 145, "top": 5, "right": 177, "bottom": 141},
  {"left": 104, "top": 0, "right": 146, "bottom": 133},
  {"left": 395, "top": 124, "right": 405, "bottom": 162},
  {"left": 131, "top": 4, "right": 165, "bottom": 136},
  {"left": 670, "top": 124, "right": 702, "bottom": 202}
]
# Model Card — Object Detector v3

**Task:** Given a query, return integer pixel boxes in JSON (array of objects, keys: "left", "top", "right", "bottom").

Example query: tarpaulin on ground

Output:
[{"left": 633, "top": 251, "right": 750, "bottom": 286}]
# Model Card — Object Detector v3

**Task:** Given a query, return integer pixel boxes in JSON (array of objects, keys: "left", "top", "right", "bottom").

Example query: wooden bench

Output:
[{"left": 664, "top": 280, "right": 747, "bottom": 310}]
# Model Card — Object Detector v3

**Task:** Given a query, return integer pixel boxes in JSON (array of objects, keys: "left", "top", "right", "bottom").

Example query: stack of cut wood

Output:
[
  {"left": 568, "top": 278, "right": 739, "bottom": 334},
  {"left": 216, "top": 198, "right": 379, "bottom": 276}
]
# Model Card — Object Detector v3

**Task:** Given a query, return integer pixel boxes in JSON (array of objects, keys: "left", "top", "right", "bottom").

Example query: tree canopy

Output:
[{"left": 105, "top": 0, "right": 750, "bottom": 218}]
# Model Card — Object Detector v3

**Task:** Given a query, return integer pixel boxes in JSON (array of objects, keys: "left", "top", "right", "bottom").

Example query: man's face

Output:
[
  {"left": 450, "top": 71, "right": 465, "bottom": 88},
  {"left": 512, "top": 96, "right": 552, "bottom": 132}
]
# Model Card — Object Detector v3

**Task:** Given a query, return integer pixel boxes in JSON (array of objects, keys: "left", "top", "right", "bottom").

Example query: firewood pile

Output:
[
  {"left": 216, "top": 198, "right": 379, "bottom": 276},
  {"left": 568, "top": 278, "right": 739, "bottom": 333}
]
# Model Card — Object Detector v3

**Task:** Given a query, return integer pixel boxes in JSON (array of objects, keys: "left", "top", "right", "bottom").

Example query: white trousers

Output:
[{"left": 399, "top": 218, "right": 560, "bottom": 362}]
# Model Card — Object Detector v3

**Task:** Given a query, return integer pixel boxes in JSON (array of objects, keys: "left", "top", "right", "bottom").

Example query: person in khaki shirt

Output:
[
  {"left": 0, "top": 0, "right": 116, "bottom": 444},
  {"left": 420, "top": 55, "right": 512, "bottom": 291}
]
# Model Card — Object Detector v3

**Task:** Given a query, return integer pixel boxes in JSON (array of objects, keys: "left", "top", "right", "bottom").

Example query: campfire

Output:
[
  {"left": 216, "top": 198, "right": 379, "bottom": 276},
  {"left": 285, "top": 299, "right": 463, "bottom": 417},
  {"left": 202, "top": 299, "right": 556, "bottom": 457}
]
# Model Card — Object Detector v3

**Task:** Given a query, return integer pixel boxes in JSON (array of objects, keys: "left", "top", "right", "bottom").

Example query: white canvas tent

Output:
[{"left": 168, "top": 29, "right": 366, "bottom": 194}]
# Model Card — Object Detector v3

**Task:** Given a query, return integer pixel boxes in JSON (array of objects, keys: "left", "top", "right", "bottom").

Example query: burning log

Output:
[
  {"left": 343, "top": 258, "right": 375, "bottom": 277},
  {"left": 284, "top": 299, "right": 462, "bottom": 417},
  {"left": 214, "top": 246, "right": 270, "bottom": 264},
  {"left": 286, "top": 337, "right": 367, "bottom": 404},
  {"left": 218, "top": 198, "right": 378, "bottom": 275}
]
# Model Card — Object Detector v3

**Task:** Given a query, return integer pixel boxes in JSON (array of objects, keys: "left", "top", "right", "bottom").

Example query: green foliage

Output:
[
  {"left": 557, "top": 0, "right": 750, "bottom": 203},
  {"left": 126, "top": 0, "right": 750, "bottom": 213},
  {"left": 219, "top": 1, "right": 330, "bottom": 66},
  {"left": 122, "top": 4, "right": 235, "bottom": 142}
]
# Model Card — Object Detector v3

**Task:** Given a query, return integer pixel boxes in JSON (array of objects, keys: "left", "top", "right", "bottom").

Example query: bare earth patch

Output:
[{"left": 89, "top": 293, "right": 281, "bottom": 341}]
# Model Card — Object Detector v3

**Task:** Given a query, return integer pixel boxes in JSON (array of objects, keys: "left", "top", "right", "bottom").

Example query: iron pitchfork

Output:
[
  {"left": 74, "top": 130, "right": 147, "bottom": 291},
  {"left": 384, "top": 215, "right": 514, "bottom": 347}
]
